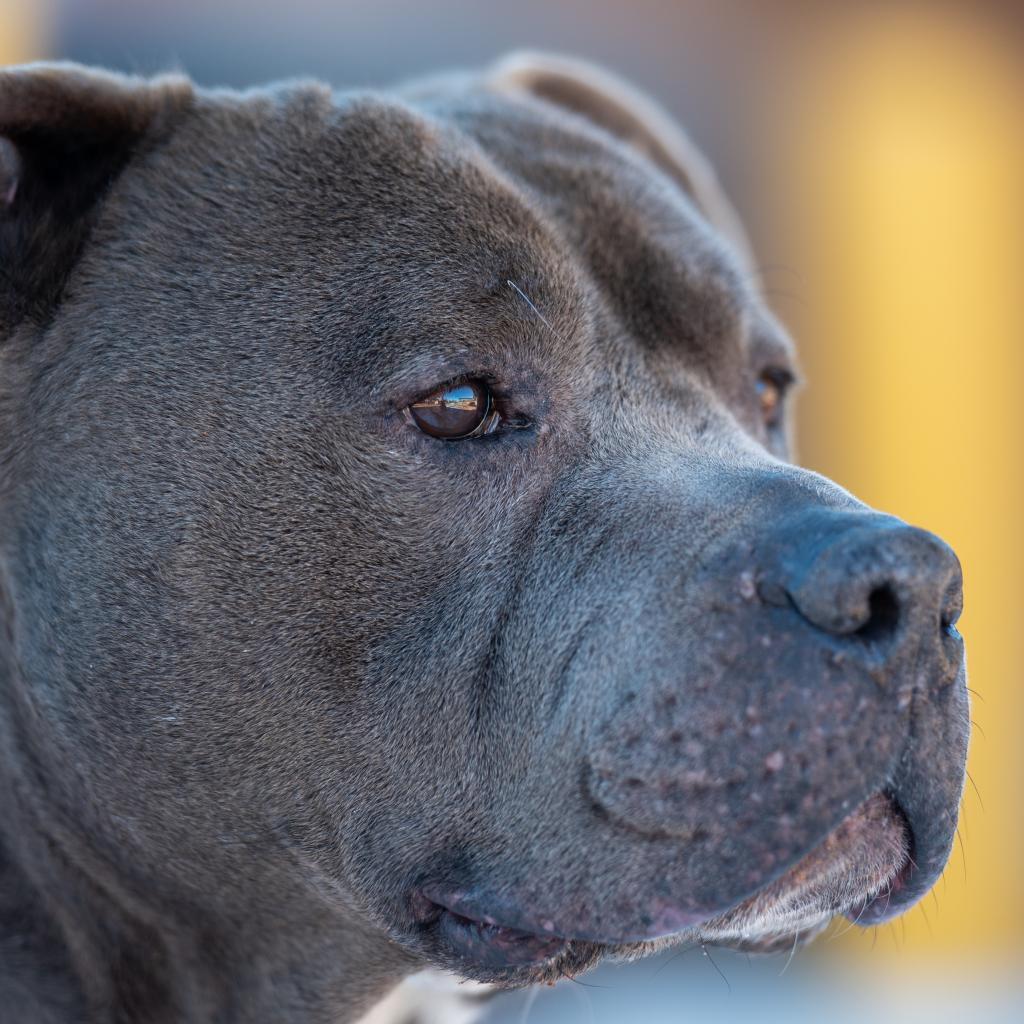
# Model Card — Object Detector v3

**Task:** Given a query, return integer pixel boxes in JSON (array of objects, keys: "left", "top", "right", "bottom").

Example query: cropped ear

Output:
[
  {"left": 488, "top": 52, "right": 753, "bottom": 270},
  {"left": 0, "top": 62, "right": 192, "bottom": 332}
]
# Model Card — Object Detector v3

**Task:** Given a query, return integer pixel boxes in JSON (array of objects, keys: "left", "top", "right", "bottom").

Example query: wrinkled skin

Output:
[{"left": 0, "top": 56, "right": 968, "bottom": 1023}]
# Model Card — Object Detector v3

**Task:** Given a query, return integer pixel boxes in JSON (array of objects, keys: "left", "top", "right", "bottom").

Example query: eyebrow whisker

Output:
[{"left": 506, "top": 279, "right": 564, "bottom": 341}]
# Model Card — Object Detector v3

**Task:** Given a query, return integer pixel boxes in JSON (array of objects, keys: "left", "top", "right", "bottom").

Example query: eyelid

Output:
[
  {"left": 760, "top": 366, "right": 796, "bottom": 392},
  {"left": 408, "top": 372, "right": 500, "bottom": 408}
]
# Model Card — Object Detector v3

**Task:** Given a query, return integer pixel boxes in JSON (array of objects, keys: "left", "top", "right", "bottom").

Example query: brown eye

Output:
[
  {"left": 406, "top": 380, "right": 495, "bottom": 439},
  {"left": 756, "top": 371, "right": 789, "bottom": 429}
]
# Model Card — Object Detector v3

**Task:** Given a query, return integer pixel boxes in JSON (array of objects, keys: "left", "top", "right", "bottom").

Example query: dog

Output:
[{"left": 0, "top": 53, "right": 969, "bottom": 1023}]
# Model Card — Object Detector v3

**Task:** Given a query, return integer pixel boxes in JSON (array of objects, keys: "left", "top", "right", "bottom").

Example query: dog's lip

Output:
[
  {"left": 413, "top": 888, "right": 570, "bottom": 967},
  {"left": 415, "top": 792, "right": 915, "bottom": 950},
  {"left": 844, "top": 842, "right": 916, "bottom": 925},
  {"left": 843, "top": 791, "right": 949, "bottom": 926},
  {"left": 416, "top": 884, "right": 715, "bottom": 947}
]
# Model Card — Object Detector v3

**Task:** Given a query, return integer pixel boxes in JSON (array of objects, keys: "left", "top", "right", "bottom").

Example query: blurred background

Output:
[{"left": 2, "top": 1, "right": 1021, "bottom": 1020}]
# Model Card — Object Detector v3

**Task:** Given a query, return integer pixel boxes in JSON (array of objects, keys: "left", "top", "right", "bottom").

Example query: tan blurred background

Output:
[{"left": 3, "top": 0, "right": 1021, "bottom": 1018}]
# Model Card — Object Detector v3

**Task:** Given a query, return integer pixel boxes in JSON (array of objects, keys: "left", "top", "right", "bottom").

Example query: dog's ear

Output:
[
  {"left": 488, "top": 52, "right": 753, "bottom": 269},
  {"left": 0, "top": 62, "right": 192, "bottom": 332}
]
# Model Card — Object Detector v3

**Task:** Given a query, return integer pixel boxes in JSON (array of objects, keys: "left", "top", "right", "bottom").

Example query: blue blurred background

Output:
[{"left": 3, "top": 1, "right": 1021, "bottom": 1020}]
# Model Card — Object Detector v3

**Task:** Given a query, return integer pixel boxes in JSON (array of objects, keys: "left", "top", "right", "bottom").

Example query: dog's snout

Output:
[
  {"left": 583, "top": 501, "right": 967, "bottom": 910},
  {"left": 781, "top": 518, "right": 964, "bottom": 683}
]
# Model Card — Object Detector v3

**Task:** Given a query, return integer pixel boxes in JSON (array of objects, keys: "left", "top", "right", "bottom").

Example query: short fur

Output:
[{"left": 0, "top": 55, "right": 968, "bottom": 1023}]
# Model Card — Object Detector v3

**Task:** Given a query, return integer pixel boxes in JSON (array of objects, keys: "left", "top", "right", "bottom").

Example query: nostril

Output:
[
  {"left": 940, "top": 573, "right": 964, "bottom": 637},
  {"left": 855, "top": 585, "right": 901, "bottom": 644},
  {"left": 771, "top": 516, "right": 963, "bottom": 681}
]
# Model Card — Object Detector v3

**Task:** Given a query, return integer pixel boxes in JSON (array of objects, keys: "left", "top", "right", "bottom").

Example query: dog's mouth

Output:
[
  {"left": 416, "top": 898, "right": 570, "bottom": 970},
  {"left": 411, "top": 792, "right": 912, "bottom": 978}
]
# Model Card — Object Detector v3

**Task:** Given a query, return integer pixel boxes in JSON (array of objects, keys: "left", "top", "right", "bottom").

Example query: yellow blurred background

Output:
[
  {"left": 778, "top": 6, "right": 1024, "bottom": 962},
  {"left": 2, "top": 0, "right": 1021, "bottom": 1014}
]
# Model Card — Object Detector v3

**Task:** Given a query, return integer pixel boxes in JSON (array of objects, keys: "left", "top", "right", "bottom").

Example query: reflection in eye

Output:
[{"left": 407, "top": 380, "right": 494, "bottom": 439}]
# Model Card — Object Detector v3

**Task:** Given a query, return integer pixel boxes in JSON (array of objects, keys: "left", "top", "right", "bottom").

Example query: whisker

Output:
[
  {"left": 959, "top": 803, "right": 970, "bottom": 838},
  {"left": 700, "top": 942, "right": 732, "bottom": 994},
  {"left": 827, "top": 915, "right": 857, "bottom": 941},
  {"left": 779, "top": 929, "right": 801, "bottom": 976},
  {"left": 649, "top": 942, "right": 696, "bottom": 980},
  {"left": 830, "top": 887, "right": 875, "bottom": 941},
  {"left": 507, "top": 280, "right": 563, "bottom": 340},
  {"left": 879, "top": 881, "right": 894, "bottom": 918},
  {"left": 955, "top": 825, "right": 968, "bottom": 883},
  {"left": 557, "top": 966, "right": 596, "bottom": 1024},
  {"left": 561, "top": 973, "right": 613, "bottom": 991},
  {"left": 965, "top": 770, "right": 984, "bottom": 811}
]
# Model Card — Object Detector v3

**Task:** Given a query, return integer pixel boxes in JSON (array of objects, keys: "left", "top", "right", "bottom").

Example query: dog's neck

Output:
[
  {"left": 0, "top": 598, "right": 416, "bottom": 1024},
  {"left": 0, "top": 770, "right": 415, "bottom": 1024},
  {"left": 0, "top": 843, "right": 412, "bottom": 1023}
]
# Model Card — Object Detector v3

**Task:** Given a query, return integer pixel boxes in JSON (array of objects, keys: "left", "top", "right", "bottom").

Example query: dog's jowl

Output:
[{"left": 0, "top": 55, "right": 969, "bottom": 1024}]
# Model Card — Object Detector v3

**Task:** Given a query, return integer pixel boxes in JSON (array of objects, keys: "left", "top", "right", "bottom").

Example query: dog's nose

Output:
[
  {"left": 583, "top": 506, "right": 965, "bottom": 850},
  {"left": 777, "top": 515, "right": 963, "bottom": 683}
]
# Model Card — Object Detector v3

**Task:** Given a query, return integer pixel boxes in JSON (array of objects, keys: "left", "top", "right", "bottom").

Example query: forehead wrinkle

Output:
[
  {"left": 425, "top": 91, "right": 754, "bottom": 371},
  {"left": 422, "top": 116, "right": 593, "bottom": 334},
  {"left": 305, "top": 104, "right": 595, "bottom": 388},
  {"left": 548, "top": 168, "right": 747, "bottom": 365}
]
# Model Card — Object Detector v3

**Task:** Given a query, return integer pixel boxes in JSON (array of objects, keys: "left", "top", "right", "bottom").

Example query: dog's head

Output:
[{"left": 0, "top": 55, "right": 968, "bottom": 988}]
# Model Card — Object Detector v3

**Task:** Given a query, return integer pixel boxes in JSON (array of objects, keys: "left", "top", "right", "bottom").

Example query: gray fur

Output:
[{"left": 0, "top": 55, "right": 967, "bottom": 1023}]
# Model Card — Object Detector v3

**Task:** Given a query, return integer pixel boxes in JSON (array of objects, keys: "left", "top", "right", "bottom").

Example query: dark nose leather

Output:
[{"left": 775, "top": 513, "right": 964, "bottom": 685}]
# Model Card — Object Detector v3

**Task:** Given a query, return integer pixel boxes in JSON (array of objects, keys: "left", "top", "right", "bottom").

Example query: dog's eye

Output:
[
  {"left": 406, "top": 380, "right": 497, "bottom": 440},
  {"left": 756, "top": 370, "right": 790, "bottom": 430}
]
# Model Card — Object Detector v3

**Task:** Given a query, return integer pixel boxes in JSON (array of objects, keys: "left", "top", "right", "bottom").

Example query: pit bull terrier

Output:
[{"left": 0, "top": 53, "right": 969, "bottom": 1024}]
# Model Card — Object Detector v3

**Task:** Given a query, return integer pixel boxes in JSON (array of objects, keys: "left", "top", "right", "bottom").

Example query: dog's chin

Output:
[
  {"left": 408, "top": 792, "right": 910, "bottom": 986},
  {"left": 696, "top": 791, "right": 911, "bottom": 952}
]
